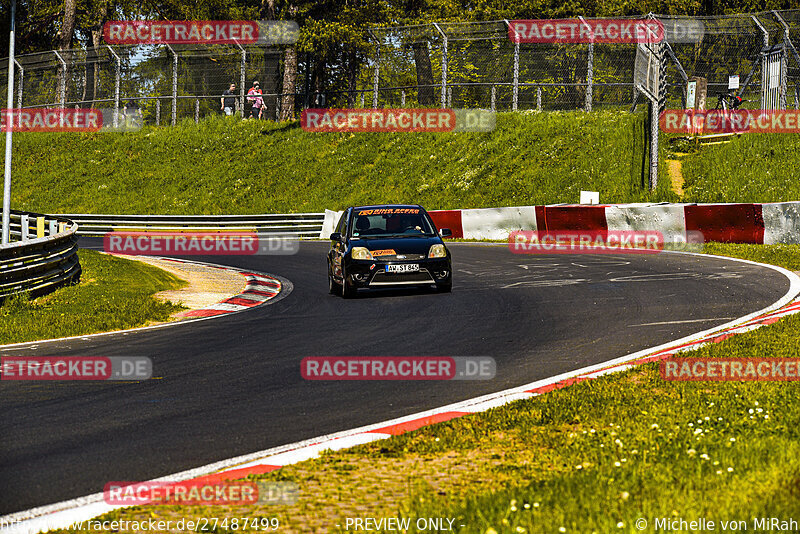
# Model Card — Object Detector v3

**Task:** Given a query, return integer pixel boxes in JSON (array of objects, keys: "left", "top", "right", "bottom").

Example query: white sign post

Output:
[{"left": 1, "top": 0, "right": 16, "bottom": 245}]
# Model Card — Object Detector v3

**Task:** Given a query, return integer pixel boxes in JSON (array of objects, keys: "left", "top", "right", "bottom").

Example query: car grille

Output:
[
  {"left": 370, "top": 270, "right": 435, "bottom": 285},
  {"left": 375, "top": 253, "right": 427, "bottom": 260}
]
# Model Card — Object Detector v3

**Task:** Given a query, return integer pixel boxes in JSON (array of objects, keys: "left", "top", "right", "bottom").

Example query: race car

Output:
[{"left": 327, "top": 204, "right": 453, "bottom": 298}]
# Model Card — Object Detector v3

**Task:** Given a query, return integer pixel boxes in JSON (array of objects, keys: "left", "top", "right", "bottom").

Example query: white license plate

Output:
[{"left": 385, "top": 264, "right": 419, "bottom": 273}]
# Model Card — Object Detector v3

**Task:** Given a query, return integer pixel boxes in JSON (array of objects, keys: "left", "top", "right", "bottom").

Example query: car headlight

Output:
[
  {"left": 428, "top": 244, "right": 447, "bottom": 258},
  {"left": 351, "top": 247, "right": 374, "bottom": 260}
]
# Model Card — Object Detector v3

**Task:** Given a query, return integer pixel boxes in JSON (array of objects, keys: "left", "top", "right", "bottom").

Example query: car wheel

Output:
[
  {"left": 328, "top": 271, "right": 341, "bottom": 295},
  {"left": 437, "top": 282, "right": 452, "bottom": 293},
  {"left": 341, "top": 267, "right": 356, "bottom": 299}
]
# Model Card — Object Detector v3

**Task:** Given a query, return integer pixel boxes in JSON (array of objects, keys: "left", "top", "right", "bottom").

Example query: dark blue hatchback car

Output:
[{"left": 327, "top": 204, "right": 453, "bottom": 298}]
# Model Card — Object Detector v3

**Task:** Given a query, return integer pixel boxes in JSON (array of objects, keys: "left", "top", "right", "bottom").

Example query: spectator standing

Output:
[
  {"left": 247, "top": 81, "right": 264, "bottom": 119},
  {"left": 221, "top": 83, "right": 237, "bottom": 115}
]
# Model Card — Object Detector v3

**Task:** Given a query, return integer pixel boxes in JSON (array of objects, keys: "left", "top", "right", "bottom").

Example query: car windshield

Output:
[{"left": 350, "top": 208, "right": 436, "bottom": 238}]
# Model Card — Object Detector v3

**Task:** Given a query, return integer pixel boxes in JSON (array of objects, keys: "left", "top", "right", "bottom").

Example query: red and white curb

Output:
[
  {"left": 2, "top": 253, "right": 798, "bottom": 534},
  {"left": 146, "top": 258, "right": 284, "bottom": 318},
  {"left": 0, "top": 258, "right": 288, "bottom": 352}
]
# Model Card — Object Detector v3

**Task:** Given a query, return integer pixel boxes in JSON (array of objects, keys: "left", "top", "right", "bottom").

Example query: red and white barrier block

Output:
[
  {"left": 424, "top": 202, "right": 800, "bottom": 244},
  {"left": 320, "top": 202, "right": 800, "bottom": 244}
]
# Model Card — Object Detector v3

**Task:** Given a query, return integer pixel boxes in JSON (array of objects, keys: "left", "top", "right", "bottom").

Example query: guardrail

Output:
[
  {"left": 54, "top": 213, "right": 326, "bottom": 238},
  {"left": 0, "top": 211, "right": 81, "bottom": 298}
]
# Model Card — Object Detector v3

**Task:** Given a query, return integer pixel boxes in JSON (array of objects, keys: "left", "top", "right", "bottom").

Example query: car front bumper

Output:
[{"left": 345, "top": 258, "right": 451, "bottom": 288}]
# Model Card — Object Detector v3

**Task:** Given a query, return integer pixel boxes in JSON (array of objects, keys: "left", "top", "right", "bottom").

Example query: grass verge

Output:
[
  {"left": 679, "top": 133, "right": 800, "bottom": 203},
  {"left": 46, "top": 244, "right": 800, "bottom": 534},
  {"left": 0, "top": 250, "right": 186, "bottom": 345},
  {"left": 11, "top": 111, "right": 676, "bottom": 215}
]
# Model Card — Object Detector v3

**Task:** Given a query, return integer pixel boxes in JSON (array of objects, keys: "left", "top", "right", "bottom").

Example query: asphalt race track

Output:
[{"left": 0, "top": 239, "right": 791, "bottom": 514}]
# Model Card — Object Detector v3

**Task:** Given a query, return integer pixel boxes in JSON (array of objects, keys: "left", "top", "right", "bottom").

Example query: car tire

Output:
[
  {"left": 341, "top": 267, "right": 356, "bottom": 299},
  {"left": 437, "top": 277, "right": 452, "bottom": 293},
  {"left": 328, "top": 271, "right": 341, "bottom": 295}
]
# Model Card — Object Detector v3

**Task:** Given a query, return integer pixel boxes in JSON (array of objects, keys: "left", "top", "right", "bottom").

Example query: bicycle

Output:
[{"left": 712, "top": 91, "right": 744, "bottom": 111}]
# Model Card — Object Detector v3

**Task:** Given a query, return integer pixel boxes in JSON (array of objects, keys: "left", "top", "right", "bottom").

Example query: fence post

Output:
[
  {"left": 165, "top": 44, "right": 177, "bottom": 125},
  {"left": 195, "top": 98, "right": 200, "bottom": 123},
  {"left": 433, "top": 23, "right": 447, "bottom": 109},
  {"left": 513, "top": 42, "right": 520, "bottom": 111},
  {"left": 579, "top": 17, "right": 593, "bottom": 112},
  {"left": 236, "top": 41, "right": 246, "bottom": 117},
  {"left": 20, "top": 214, "right": 28, "bottom": 241},
  {"left": 774, "top": 11, "right": 800, "bottom": 71},
  {"left": 14, "top": 59, "right": 22, "bottom": 109},
  {"left": 506, "top": 20, "right": 520, "bottom": 111},
  {"left": 537, "top": 86, "right": 542, "bottom": 111},
  {"left": 751, "top": 15, "right": 769, "bottom": 110},
  {"left": 401, "top": 90, "right": 405, "bottom": 106},
  {"left": 53, "top": 50, "right": 66, "bottom": 107},
  {"left": 106, "top": 45, "right": 121, "bottom": 127},
  {"left": 649, "top": 100, "right": 658, "bottom": 190},
  {"left": 491, "top": 85, "right": 496, "bottom": 111},
  {"left": 373, "top": 45, "right": 380, "bottom": 109},
  {"left": 155, "top": 99, "right": 161, "bottom": 126},
  {"left": 360, "top": 92, "right": 365, "bottom": 108}
]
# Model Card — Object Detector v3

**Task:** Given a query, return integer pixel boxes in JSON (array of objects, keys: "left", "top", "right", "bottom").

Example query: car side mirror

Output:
[
  {"left": 439, "top": 228, "right": 452, "bottom": 238},
  {"left": 330, "top": 232, "right": 342, "bottom": 242}
]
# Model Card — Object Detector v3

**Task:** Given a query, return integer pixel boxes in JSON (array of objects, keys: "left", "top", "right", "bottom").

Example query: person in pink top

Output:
[{"left": 247, "top": 81, "right": 264, "bottom": 119}]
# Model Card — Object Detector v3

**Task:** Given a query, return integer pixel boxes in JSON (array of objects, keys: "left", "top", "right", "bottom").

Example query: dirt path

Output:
[{"left": 667, "top": 158, "right": 684, "bottom": 196}]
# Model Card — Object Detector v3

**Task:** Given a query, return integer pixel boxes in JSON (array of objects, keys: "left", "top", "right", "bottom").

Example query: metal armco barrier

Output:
[
  {"left": 55, "top": 213, "right": 326, "bottom": 238},
  {"left": 0, "top": 210, "right": 81, "bottom": 298}
]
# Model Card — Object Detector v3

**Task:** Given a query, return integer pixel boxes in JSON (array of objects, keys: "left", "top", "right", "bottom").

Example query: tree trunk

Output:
[
  {"left": 314, "top": 54, "right": 326, "bottom": 94},
  {"left": 413, "top": 42, "right": 435, "bottom": 106},
  {"left": 261, "top": 0, "right": 276, "bottom": 19},
  {"left": 280, "top": 46, "right": 297, "bottom": 120},
  {"left": 57, "top": 0, "right": 77, "bottom": 104},
  {"left": 58, "top": 0, "right": 77, "bottom": 50},
  {"left": 346, "top": 48, "right": 357, "bottom": 107},
  {"left": 89, "top": 1, "right": 108, "bottom": 105}
]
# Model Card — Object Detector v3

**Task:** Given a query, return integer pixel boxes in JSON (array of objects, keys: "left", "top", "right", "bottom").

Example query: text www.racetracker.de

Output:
[{"left": 68, "top": 517, "right": 280, "bottom": 531}]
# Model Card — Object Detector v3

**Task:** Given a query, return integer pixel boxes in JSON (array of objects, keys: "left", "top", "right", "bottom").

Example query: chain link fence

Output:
[{"left": 1, "top": 10, "right": 798, "bottom": 124}]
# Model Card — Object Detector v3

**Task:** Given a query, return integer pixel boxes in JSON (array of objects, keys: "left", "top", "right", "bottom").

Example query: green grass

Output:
[
  {"left": 0, "top": 250, "right": 186, "bottom": 344},
  {"left": 702, "top": 242, "right": 800, "bottom": 271},
  {"left": 680, "top": 133, "right": 800, "bottom": 203},
  {"left": 52, "top": 244, "right": 800, "bottom": 533},
  {"left": 9, "top": 111, "right": 677, "bottom": 215}
]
